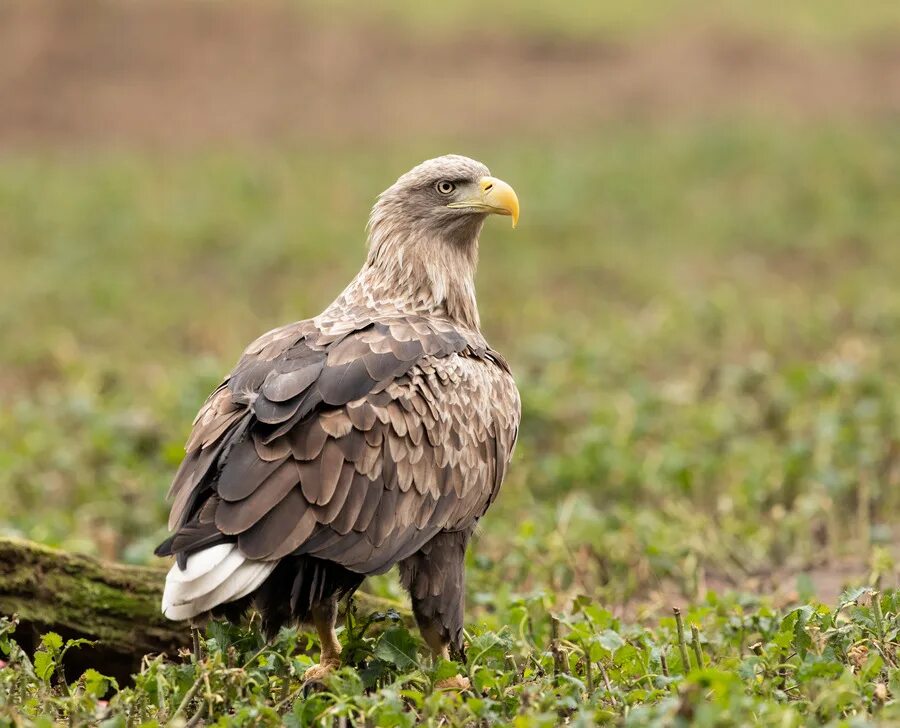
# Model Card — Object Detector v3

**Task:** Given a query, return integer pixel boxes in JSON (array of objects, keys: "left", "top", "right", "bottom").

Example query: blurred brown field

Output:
[{"left": 1, "top": 0, "right": 900, "bottom": 150}]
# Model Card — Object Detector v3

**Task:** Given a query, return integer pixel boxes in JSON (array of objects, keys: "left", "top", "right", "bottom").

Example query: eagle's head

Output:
[
  {"left": 368, "top": 155, "right": 518, "bottom": 249},
  {"left": 361, "top": 155, "right": 519, "bottom": 329}
]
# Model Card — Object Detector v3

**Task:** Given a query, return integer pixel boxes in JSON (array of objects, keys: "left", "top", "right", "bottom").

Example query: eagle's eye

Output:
[{"left": 435, "top": 180, "right": 456, "bottom": 195}]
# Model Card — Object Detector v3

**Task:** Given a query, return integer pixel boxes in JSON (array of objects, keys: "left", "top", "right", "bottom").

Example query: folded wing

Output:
[{"left": 157, "top": 316, "right": 520, "bottom": 617}]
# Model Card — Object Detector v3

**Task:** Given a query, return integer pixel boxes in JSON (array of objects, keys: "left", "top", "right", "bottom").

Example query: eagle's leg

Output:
[
  {"left": 399, "top": 530, "right": 472, "bottom": 691},
  {"left": 303, "top": 599, "right": 342, "bottom": 683}
]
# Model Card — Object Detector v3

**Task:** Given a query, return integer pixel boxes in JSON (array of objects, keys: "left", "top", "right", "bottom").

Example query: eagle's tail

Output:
[{"left": 161, "top": 543, "right": 276, "bottom": 621}]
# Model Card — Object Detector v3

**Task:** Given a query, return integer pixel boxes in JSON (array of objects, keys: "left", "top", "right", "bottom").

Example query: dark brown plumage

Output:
[{"left": 156, "top": 155, "right": 521, "bottom": 684}]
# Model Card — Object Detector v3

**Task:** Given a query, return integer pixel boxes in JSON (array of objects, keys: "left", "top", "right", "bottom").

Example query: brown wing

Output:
[{"left": 157, "top": 317, "right": 520, "bottom": 575}]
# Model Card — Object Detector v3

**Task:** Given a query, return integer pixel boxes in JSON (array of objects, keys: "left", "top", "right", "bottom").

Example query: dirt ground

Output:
[{"left": 1, "top": 0, "right": 899, "bottom": 150}]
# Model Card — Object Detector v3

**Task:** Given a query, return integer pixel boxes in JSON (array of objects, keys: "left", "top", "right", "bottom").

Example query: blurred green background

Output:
[{"left": 2, "top": 0, "right": 899, "bottom": 616}]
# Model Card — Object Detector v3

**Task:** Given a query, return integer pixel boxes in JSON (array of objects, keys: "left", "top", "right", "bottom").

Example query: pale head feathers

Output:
[{"left": 337, "top": 155, "right": 493, "bottom": 331}]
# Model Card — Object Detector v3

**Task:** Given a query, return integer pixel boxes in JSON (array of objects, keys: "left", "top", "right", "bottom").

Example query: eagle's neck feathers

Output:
[{"left": 326, "top": 201, "right": 483, "bottom": 331}]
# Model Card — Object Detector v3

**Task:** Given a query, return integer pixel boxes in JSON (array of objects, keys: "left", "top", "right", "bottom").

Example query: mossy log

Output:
[
  {"left": 0, "top": 537, "right": 405, "bottom": 684},
  {"left": 0, "top": 537, "right": 189, "bottom": 683}
]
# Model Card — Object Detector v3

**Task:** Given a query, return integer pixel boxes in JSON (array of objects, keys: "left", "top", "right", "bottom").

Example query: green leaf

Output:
[
  {"left": 40, "top": 632, "right": 63, "bottom": 654},
  {"left": 62, "top": 637, "right": 95, "bottom": 653},
  {"left": 582, "top": 605, "right": 614, "bottom": 630},
  {"left": 83, "top": 667, "right": 117, "bottom": 697},
  {"left": 433, "top": 658, "right": 461, "bottom": 682},
  {"left": 598, "top": 629, "right": 625, "bottom": 652},
  {"left": 787, "top": 606, "right": 813, "bottom": 659},
  {"left": 33, "top": 651, "right": 56, "bottom": 681},
  {"left": 838, "top": 586, "right": 871, "bottom": 607},
  {"left": 359, "top": 660, "right": 389, "bottom": 690},
  {"left": 374, "top": 627, "right": 419, "bottom": 670},
  {"left": 468, "top": 631, "right": 507, "bottom": 662}
]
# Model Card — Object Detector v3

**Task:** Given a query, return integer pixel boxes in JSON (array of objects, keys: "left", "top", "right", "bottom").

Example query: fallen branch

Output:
[
  {"left": 0, "top": 536, "right": 189, "bottom": 682},
  {"left": 0, "top": 536, "right": 405, "bottom": 684}
]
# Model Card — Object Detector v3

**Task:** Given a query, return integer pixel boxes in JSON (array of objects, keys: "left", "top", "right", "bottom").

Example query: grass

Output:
[
  {"left": 2, "top": 121, "right": 900, "bottom": 723},
  {"left": 302, "top": 0, "right": 900, "bottom": 44},
  {"left": 5, "top": 589, "right": 900, "bottom": 725}
]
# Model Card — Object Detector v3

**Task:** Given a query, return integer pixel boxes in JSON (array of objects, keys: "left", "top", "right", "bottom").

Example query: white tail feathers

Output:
[{"left": 161, "top": 544, "right": 276, "bottom": 621}]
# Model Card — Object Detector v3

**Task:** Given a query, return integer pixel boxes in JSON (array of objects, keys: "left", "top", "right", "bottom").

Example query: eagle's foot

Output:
[
  {"left": 303, "top": 657, "right": 341, "bottom": 684},
  {"left": 435, "top": 674, "right": 471, "bottom": 691},
  {"left": 304, "top": 606, "right": 342, "bottom": 687}
]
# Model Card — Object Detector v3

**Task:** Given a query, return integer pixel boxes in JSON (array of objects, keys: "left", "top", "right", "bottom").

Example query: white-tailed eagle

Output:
[{"left": 156, "top": 155, "right": 521, "bottom": 688}]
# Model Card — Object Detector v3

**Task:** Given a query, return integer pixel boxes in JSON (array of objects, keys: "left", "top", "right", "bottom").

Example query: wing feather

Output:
[
  {"left": 159, "top": 316, "right": 520, "bottom": 588},
  {"left": 215, "top": 460, "right": 299, "bottom": 534}
]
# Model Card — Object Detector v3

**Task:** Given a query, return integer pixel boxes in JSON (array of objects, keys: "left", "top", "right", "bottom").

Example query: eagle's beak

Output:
[{"left": 448, "top": 176, "right": 520, "bottom": 228}]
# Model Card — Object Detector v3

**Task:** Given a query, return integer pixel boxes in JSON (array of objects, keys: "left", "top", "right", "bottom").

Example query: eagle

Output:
[{"left": 156, "top": 155, "right": 521, "bottom": 689}]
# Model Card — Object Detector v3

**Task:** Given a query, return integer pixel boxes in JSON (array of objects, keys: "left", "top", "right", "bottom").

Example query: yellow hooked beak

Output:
[{"left": 448, "top": 176, "right": 520, "bottom": 228}]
